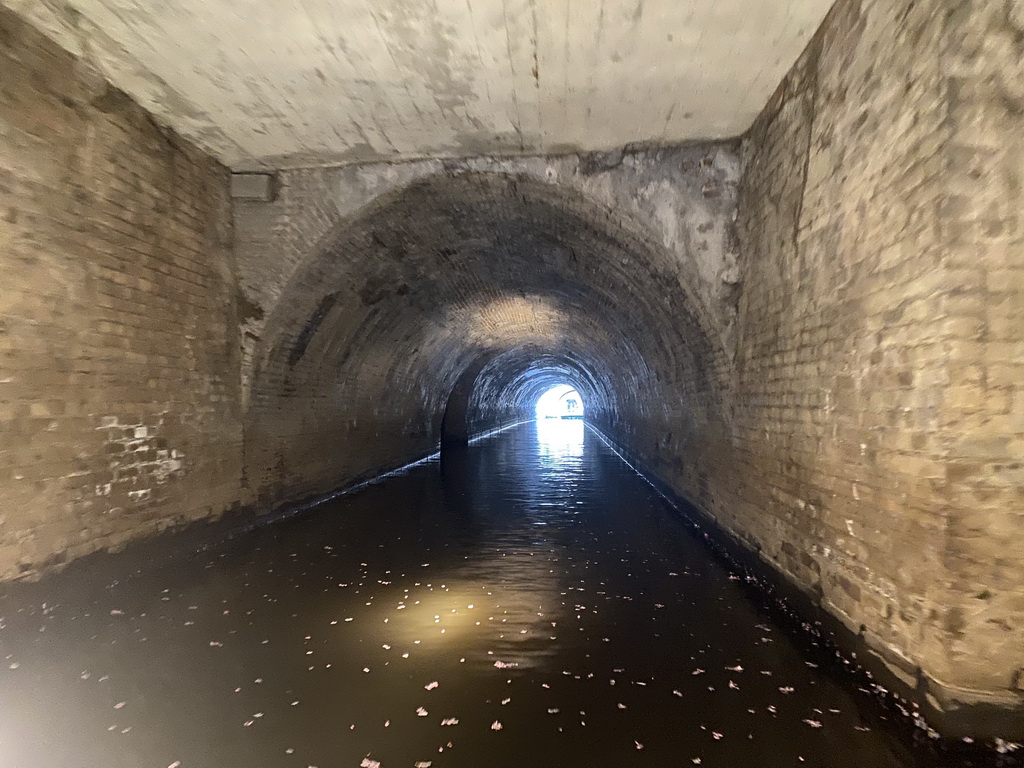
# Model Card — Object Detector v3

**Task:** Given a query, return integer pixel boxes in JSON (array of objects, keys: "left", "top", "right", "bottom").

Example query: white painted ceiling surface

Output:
[{"left": 8, "top": 0, "right": 835, "bottom": 170}]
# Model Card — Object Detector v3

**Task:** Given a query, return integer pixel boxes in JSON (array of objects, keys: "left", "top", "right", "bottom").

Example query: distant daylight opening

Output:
[
  {"left": 535, "top": 385, "right": 586, "bottom": 458},
  {"left": 535, "top": 385, "right": 585, "bottom": 420}
]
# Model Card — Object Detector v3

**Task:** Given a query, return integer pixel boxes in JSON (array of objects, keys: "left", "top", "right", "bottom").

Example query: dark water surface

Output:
[{"left": 0, "top": 422, "right": 1009, "bottom": 767}]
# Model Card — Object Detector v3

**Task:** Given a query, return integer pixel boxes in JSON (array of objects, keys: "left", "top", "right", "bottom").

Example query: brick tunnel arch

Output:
[
  {"left": 439, "top": 347, "right": 607, "bottom": 447},
  {"left": 244, "top": 172, "right": 731, "bottom": 510}
]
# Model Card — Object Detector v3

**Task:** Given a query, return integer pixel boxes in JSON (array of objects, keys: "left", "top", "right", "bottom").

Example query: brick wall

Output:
[
  {"left": 938, "top": 0, "right": 1024, "bottom": 710},
  {"left": 730, "top": 0, "right": 1023, "bottom": 732},
  {"left": 0, "top": 6, "right": 244, "bottom": 580},
  {"left": 235, "top": 150, "right": 739, "bottom": 514},
  {"left": 4, "top": 0, "right": 1019, "bottom": 737}
]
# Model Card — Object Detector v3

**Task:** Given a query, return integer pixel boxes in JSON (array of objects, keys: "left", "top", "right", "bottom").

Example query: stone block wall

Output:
[
  {"left": 729, "top": 0, "right": 1023, "bottom": 733},
  {"left": 0, "top": 6, "right": 244, "bottom": 580}
]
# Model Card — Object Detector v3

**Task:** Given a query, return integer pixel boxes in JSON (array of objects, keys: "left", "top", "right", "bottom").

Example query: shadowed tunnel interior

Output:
[
  {"left": 0, "top": 0, "right": 1022, "bottom": 759},
  {"left": 245, "top": 172, "right": 727, "bottom": 509}
]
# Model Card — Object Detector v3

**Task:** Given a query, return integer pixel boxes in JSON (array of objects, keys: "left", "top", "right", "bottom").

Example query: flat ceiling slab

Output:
[{"left": 7, "top": 0, "right": 835, "bottom": 169}]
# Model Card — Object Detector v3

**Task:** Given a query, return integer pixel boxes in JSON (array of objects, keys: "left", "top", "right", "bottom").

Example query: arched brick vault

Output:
[
  {"left": 440, "top": 347, "right": 616, "bottom": 447},
  {"left": 457, "top": 348, "right": 615, "bottom": 443},
  {"left": 243, "top": 172, "right": 731, "bottom": 509},
  {"left": 1, "top": 0, "right": 1020, "bottom": 739}
]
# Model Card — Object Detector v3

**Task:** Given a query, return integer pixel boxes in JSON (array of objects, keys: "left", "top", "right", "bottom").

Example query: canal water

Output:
[{"left": 0, "top": 422, "right": 1007, "bottom": 767}]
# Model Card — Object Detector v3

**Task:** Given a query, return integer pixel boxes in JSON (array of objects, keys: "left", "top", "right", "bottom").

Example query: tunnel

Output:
[
  {"left": 243, "top": 172, "right": 726, "bottom": 509},
  {"left": 0, "top": 0, "right": 1022, "bottom": 766}
]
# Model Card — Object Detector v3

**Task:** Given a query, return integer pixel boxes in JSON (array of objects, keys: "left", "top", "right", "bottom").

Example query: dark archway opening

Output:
[{"left": 439, "top": 360, "right": 487, "bottom": 449}]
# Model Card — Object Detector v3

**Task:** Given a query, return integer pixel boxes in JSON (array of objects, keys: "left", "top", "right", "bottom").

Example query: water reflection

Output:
[
  {"left": 0, "top": 424, "right": 978, "bottom": 768},
  {"left": 536, "top": 417, "right": 585, "bottom": 460}
]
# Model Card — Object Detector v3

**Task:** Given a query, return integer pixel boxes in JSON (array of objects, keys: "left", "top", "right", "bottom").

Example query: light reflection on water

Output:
[
  {"left": 535, "top": 418, "right": 585, "bottom": 461},
  {"left": 0, "top": 424, "right": 957, "bottom": 768}
]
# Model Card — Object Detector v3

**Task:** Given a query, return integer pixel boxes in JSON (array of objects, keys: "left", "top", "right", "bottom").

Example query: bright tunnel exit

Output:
[
  {"left": 534, "top": 385, "right": 585, "bottom": 420},
  {"left": 535, "top": 384, "right": 585, "bottom": 459}
]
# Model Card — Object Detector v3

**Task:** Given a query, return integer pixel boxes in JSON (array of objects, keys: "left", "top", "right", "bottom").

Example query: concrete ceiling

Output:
[{"left": 9, "top": 0, "right": 835, "bottom": 170}]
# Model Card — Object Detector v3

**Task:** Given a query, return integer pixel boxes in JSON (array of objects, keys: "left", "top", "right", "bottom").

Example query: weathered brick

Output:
[
  {"left": 0, "top": 5, "right": 244, "bottom": 580},
  {"left": 732, "top": 0, "right": 1023, "bottom": 732},
  {"left": 0, "top": 0, "right": 1019, "bottom": 742}
]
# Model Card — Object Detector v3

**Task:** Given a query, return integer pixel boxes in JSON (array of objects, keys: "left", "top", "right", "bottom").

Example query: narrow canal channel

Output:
[{"left": 0, "top": 422, "right": 1004, "bottom": 767}]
